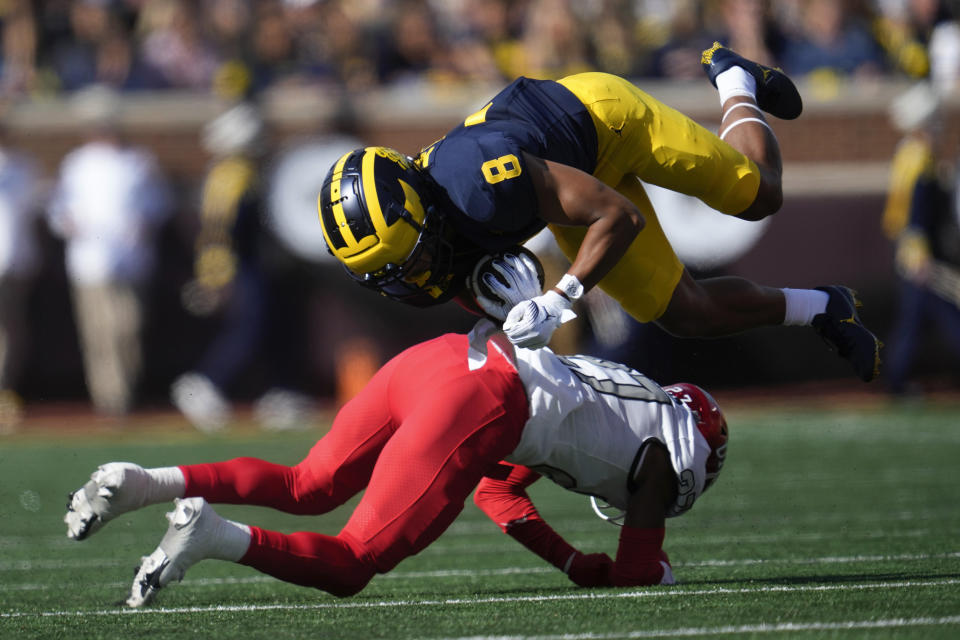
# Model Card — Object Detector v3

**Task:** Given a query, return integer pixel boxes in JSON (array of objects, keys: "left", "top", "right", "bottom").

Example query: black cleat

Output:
[
  {"left": 811, "top": 286, "right": 882, "bottom": 382},
  {"left": 701, "top": 41, "right": 803, "bottom": 120}
]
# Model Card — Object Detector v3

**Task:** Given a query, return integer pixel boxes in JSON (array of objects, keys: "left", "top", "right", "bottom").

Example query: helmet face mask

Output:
[
  {"left": 319, "top": 147, "right": 459, "bottom": 306},
  {"left": 353, "top": 209, "right": 458, "bottom": 306}
]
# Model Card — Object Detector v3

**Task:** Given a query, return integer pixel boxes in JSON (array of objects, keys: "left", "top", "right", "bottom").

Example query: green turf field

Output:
[{"left": 2, "top": 400, "right": 959, "bottom": 639}]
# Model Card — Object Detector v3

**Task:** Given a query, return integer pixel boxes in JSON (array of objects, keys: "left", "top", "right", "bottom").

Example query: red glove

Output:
[
  {"left": 610, "top": 527, "right": 671, "bottom": 586},
  {"left": 566, "top": 552, "right": 614, "bottom": 587}
]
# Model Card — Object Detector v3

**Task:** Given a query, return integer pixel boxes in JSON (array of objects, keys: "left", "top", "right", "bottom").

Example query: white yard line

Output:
[
  {"left": 0, "top": 567, "right": 557, "bottom": 592},
  {"left": 6, "top": 523, "right": 942, "bottom": 559},
  {"left": 3, "top": 550, "right": 958, "bottom": 579},
  {"left": 438, "top": 615, "right": 960, "bottom": 639},
  {"left": 2, "top": 578, "right": 959, "bottom": 619},
  {"left": 3, "top": 513, "right": 953, "bottom": 551}
]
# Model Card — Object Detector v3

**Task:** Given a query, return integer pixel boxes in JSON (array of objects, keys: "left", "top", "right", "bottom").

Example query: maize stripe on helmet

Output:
[
  {"left": 317, "top": 146, "right": 460, "bottom": 306},
  {"left": 318, "top": 147, "right": 428, "bottom": 275}
]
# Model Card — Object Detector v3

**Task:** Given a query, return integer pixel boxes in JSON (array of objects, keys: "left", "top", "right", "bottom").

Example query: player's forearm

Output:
[
  {"left": 532, "top": 156, "right": 644, "bottom": 293},
  {"left": 475, "top": 471, "right": 582, "bottom": 571},
  {"left": 474, "top": 475, "right": 612, "bottom": 587},
  {"left": 504, "top": 518, "right": 579, "bottom": 569},
  {"left": 565, "top": 208, "right": 641, "bottom": 293},
  {"left": 474, "top": 465, "right": 542, "bottom": 532},
  {"left": 507, "top": 519, "right": 614, "bottom": 587}
]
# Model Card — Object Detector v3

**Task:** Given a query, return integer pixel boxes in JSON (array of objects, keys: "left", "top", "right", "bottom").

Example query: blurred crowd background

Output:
[
  {"left": 0, "top": 0, "right": 957, "bottom": 98},
  {"left": 1, "top": 0, "right": 959, "bottom": 433}
]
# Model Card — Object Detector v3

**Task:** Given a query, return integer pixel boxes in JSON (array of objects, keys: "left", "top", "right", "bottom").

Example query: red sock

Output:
[
  {"left": 241, "top": 526, "right": 375, "bottom": 597},
  {"left": 180, "top": 458, "right": 330, "bottom": 514},
  {"left": 610, "top": 526, "right": 665, "bottom": 587}
]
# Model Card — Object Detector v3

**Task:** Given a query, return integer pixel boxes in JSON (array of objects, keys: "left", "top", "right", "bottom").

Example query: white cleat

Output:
[
  {"left": 64, "top": 462, "right": 151, "bottom": 541},
  {"left": 127, "top": 497, "right": 221, "bottom": 608}
]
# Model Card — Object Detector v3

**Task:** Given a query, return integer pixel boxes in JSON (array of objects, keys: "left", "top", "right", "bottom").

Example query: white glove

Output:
[
  {"left": 473, "top": 252, "right": 544, "bottom": 321},
  {"left": 503, "top": 290, "right": 576, "bottom": 349}
]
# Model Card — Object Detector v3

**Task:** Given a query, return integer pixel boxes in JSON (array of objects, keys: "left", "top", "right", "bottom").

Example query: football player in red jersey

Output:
[
  {"left": 318, "top": 44, "right": 881, "bottom": 381},
  {"left": 64, "top": 259, "right": 729, "bottom": 605}
]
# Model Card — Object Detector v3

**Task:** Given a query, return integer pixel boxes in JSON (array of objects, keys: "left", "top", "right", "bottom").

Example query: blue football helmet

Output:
[{"left": 318, "top": 146, "right": 458, "bottom": 306}]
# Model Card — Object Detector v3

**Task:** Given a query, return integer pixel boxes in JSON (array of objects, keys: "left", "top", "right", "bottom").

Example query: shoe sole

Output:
[
  {"left": 819, "top": 287, "right": 883, "bottom": 382},
  {"left": 126, "top": 497, "right": 208, "bottom": 607},
  {"left": 127, "top": 549, "right": 169, "bottom": 608}
]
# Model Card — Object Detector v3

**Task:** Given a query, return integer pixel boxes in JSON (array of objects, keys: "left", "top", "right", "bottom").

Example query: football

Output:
[{"left": 467, "top": 246, "right": 545, "bottom": 320}]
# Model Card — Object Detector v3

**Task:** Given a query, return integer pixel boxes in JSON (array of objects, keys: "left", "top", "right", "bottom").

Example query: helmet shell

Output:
[
  {"left": 663, "top": 383, "right": 728, "bottom": 491},
  {"left": 318, "top": 146, "right": 428, "bottom": 276}
]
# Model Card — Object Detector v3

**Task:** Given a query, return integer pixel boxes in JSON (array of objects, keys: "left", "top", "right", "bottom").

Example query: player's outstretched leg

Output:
[
  {"left": 65, "top": 463, "right": 155, "bottom": 541},
  {"left": 127, "top": 497, "right": 250, "bottom": 608},
  {"left": 701, "top": 41, "right": 802, "bottom": 120},
  {"left": 812, "top": 286, "right": 883, "bottom": 382}
]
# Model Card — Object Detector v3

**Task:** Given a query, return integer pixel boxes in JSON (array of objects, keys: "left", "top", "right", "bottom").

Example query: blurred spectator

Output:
[
  {"left": 48, "top": 0, "right": 165, "bottom": 92},
  {"left": 928, "top": 9, "right": 960, "bottom": 92},
  {"left": 137, "top": 0, "right": 219, "bottom": 90},
  {"left": 645, "top": 0, "right": 785, "bottom": 80},
  {"left": 779, "top": 0, "right": 887, "bottom": 78},
  {"left": 246, "top": 2, "right": 300, "bottom": 91},
  {"left": 53, "top": 0, "right": 114, "bottom": 90},
  {"left": 882, "top": 83, "right": 960, "bottom": 394},
  {"left": 872, "top": 0, "right": 959, "bottom": 80},
  {"left": 195, "top": 0, "right": 256, "bottom": 99},
  {"left": 441, "top": 0, "right": 524, "bottom": 84},
  {"left": 307, "top": 0, "right": 379, "bottom": 91},
  {"left": 46, "top": 87, "right": 171, "bottom": 416},
  {"left": 515, "top": 0, "right": 593, "bottom": 79},
  {"left": 202, "top": 0, "right": 251, "bottom": 62},
  {"left": 717, "top": 0, "right": 784, "bottom": 67},
  {"left": 646, "top": 0, "right": 721, "bottom": 79},
  {"left": 586, "top": 0, "right": 644, "bottom": 79},
  {"left": 171, "top": 102, "right": 313, "bottom": 432},
  {"left": 0, "top": 124, "right": 41, "bottom": 432},
  {"left": 884, "top": 83, "right": 939, "bottom": 238},
  {"left": 279, "top": 0, "right": 335, "bottom": 84},
  {"left": 6, "top": 0, "right": 960, "bottom": 97},
  {"left": 1, "top": 1, "right": 39, "bottom": 96},
  {"left": 375, "top": 0, "right": 456, "bottom": 84}
]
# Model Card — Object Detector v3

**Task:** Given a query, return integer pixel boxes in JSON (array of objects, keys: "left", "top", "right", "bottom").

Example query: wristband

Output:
[{"left": 555, "top": 274, "right": 584, "bottom": 302}]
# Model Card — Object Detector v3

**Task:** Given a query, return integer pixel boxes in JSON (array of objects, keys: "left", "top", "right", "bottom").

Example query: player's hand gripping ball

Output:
[{"left": 468, "top": 247, "right": 545, "bottom": 321}]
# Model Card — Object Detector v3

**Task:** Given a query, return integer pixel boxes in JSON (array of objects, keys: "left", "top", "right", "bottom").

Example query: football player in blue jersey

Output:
[{"left": 318, "top": 43, "right": 881, "bottom": 382}]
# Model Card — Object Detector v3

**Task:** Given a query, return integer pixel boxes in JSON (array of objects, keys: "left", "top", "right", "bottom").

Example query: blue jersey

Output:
[{"left": 416, "top": 77, "right": 597, "bottom": 252}]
